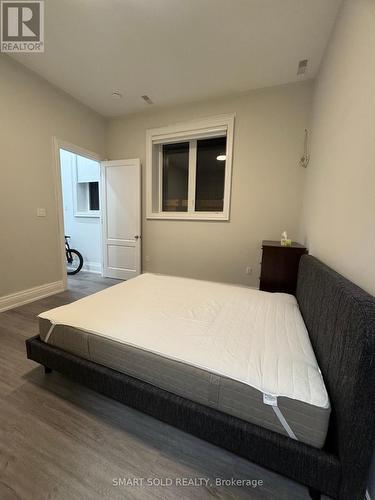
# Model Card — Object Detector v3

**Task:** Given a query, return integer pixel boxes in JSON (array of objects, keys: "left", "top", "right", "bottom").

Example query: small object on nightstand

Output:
[
  {"left": 280, "top": 230, "right": 292, "bottom": 247},
  {"left": 260, "top": 240, "right": 307, "bottom": 295}
]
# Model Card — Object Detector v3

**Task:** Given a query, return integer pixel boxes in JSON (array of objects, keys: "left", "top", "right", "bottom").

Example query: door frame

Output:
[
  {"left": 52, "top": 137, "right": 104, "bottom": 291},
  {"left": 101, "top": 159, "right": 142, "bottom": 279}
]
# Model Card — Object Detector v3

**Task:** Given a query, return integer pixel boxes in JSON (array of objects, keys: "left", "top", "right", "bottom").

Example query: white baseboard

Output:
[
  {"left": 0, "top": 280, "right": 65, "bottom": 313},
  {"left": 82, "top": 261, "right": 102, "bottom": 274}
]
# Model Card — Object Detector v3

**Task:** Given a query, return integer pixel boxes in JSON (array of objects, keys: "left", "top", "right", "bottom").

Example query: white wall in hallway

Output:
[{"left": 60, "top": 149, "right": 102, "bottom": 273}]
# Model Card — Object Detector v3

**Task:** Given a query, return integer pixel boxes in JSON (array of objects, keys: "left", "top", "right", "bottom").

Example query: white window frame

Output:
[
  {"left": 72, "top": 156, "right": 101, "bottom": 218},
  {"left": 146, "top": 114, "right": 235, "bottom": 221}
]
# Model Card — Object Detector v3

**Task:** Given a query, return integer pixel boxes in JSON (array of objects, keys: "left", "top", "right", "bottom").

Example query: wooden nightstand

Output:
[{"left": 259, "top": 240, "right": 307, "bottom": 295}]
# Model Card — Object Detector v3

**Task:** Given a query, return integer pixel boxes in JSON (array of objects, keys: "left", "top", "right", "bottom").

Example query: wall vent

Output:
[{"left": 141, "top": 95, "right": 154, "bottom": 105}]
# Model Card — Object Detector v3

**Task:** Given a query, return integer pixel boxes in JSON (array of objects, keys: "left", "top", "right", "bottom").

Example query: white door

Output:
[{"left": 101, "top": 159, "right": 141, "bottom": 280}]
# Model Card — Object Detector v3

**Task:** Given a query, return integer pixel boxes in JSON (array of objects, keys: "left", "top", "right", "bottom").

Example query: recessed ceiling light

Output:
[
  {"left": 112, "top": 91, "right": 123, "bottom": 99},
  {"left": 216, "top": 154, "right": 226, "bottom": 161}
]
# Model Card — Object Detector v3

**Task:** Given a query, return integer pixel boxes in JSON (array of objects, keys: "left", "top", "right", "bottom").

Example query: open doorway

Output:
[
  {"left": 53, "top": 139, "right": 142, "bottom": 289},
  {"left": 59, "top": 148, "right": 102, "bottom": 279}
]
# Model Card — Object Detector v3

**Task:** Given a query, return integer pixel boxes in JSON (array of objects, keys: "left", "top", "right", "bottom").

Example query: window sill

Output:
[{"left": 147, "top": 212, "right": 229, "bottom": 221}]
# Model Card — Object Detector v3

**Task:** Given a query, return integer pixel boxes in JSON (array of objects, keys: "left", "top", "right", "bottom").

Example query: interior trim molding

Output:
[{"left": 0, "top": 281, "right": 65, "bottom": 313}]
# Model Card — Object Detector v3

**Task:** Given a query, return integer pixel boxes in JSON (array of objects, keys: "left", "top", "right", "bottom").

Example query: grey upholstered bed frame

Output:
[{"left": 25, "top": 256, "right": 375, "bottom": 499}]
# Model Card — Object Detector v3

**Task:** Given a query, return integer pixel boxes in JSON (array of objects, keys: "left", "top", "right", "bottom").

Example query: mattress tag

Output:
[{"left": 263, "top": 393, "right": 278, "bottom": 406}]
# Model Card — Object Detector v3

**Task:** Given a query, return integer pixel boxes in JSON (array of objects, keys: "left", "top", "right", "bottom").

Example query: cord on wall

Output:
[{"left": 300, "top": 128, "right": 310, "bottom": 168}]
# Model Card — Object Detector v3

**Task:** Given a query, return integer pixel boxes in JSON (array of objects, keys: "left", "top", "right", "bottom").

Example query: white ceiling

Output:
[{"left": 12, "top": 0, "right": 342, "bottom": 117}]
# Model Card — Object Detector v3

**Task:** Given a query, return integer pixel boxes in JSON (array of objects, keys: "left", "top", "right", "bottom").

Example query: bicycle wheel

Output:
[{"left": 66, "top": 249, "right": 84, "bottom": 275}]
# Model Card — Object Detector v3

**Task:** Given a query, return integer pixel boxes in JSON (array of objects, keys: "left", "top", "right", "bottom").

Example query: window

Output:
[
  {"left": 162, "top": 142, "right": 189, "bottom": 212},
  {"left": 73, "top": 155, "right": 101, "bottom": 217},
  {"left": 146, "top": 114, "right": 234, "bottom": 220},
  {"left": 195, "top": 137, "right": 226, "bottom": 212},
  {"left": 88, "top": 181, "right": 100, "bottom": 210}
]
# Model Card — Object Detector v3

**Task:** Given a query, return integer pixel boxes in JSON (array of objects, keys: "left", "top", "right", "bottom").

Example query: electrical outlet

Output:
[
  {"left": 145, "top": 255, "right": 150, "bottom": 262},
  {"left": 245, "top": 266, "right": 253, "bottom": 275}
]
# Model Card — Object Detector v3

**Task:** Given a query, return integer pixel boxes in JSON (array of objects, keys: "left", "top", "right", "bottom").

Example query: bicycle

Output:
[{"left": 65, "top": 236, "right": 83, "bottom": 275}]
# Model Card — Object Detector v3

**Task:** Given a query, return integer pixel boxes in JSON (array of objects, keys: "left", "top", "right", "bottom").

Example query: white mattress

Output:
[{"left": 39, "top": 273, "right": 329, "bottom": 410}]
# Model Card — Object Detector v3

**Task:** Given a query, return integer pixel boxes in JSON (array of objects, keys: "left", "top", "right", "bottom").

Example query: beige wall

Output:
[
  {"left": 301, "top": 0, "right": 375, "bottom": 297},
  {"left": 0, "top": 57, "right": 312, "bottom": 296},
  {"left": 0, "top": 55, "right": 107, "bottom": 297},
  {"left": 301, "top": 0, "right": 375, "bottom": 494},
  {"left": 107, "top": 81, "right": 312, "bottom": 286}
]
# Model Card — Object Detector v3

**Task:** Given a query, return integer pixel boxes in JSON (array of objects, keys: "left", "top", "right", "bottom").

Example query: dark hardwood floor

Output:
[{"left": 0, "top": 273, "right": 320, "bottom": 499}]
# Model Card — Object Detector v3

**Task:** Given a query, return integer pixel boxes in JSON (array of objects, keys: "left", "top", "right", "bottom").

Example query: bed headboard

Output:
[{"left": 296, "top": 255, "right": 375, "bottom": 495}]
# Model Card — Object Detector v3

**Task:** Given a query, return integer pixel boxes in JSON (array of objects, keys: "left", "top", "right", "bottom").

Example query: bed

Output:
[{"left": 26, "top": 256, "right": 375, "bottom": 499}]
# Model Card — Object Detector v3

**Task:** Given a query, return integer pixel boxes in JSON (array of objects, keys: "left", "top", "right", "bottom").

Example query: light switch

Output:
[{"left": 37, "top": 208, "right": 47, "bottom": 217}]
